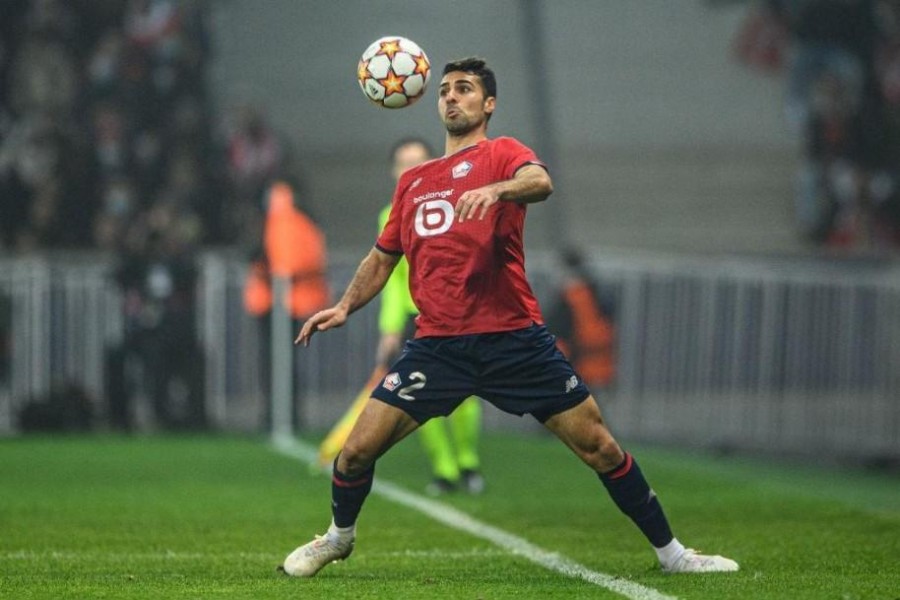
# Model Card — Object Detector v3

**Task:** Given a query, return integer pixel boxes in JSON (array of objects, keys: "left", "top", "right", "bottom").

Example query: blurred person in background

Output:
[
  {"left": 546, "top": 248, "right": 616, "bottom": 391},
  {"left": 0, "top": 115, "right": 96, "bottom": 250},
  {"left": 286, "top": 56, "right": 738, "bottom": 578},
  {"left": 739, "top": 0, "right": 900, "bottom": 249},
  {"left": 0, "top": 0, "right": 98, "bottom": 251},
  {"left": 0, "top": 0, "right": 221, "bottom": 256},
  {"left": 243, "top": 179, "right": 329, "bottom": 431},
  {"left": 225, "top": 104, "right": 286, "bottom": 247},
  {"left": 107, "top": 210, "right": 205, "bottom": 431},
  {"left": 318, "top": 137, "right": 485, "bottom": 496}
]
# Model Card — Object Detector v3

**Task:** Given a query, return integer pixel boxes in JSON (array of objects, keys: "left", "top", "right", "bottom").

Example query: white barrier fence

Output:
[{"left": 1, "top": 250, "right": 898, "bottom": 461}]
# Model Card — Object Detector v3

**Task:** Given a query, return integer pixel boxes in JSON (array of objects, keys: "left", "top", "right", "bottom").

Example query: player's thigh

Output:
[
  {"left": 542, "top": 395, "right": 624, "bottom": 472},
  {"left": 339, "top": 398, "right": 420, "bottom": 474}
]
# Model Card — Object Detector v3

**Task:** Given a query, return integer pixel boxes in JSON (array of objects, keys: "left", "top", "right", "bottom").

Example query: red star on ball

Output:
[
  {"left": 377, "top": 39, "right": 401, "bottom": 60},
  {"left": 379, "top": 70, "right": 406, "bottom": 95},
  {"left": 357, "top": 59, "right": 370, "bottom": 82},
  {"left": 414, "top": 54, "right": 430, "bottom": 76}
]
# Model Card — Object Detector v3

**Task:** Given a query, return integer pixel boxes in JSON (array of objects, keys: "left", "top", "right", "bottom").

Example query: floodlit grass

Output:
[{"left": 1, "top": 434, "right": 897, "bottom": 599}]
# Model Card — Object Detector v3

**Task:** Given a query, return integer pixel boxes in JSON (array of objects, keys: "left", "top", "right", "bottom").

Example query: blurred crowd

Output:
[
  {"left": 0, "top": 0, "right": 300, "bottom": 430},
  {"left": 737, "top": 0, "right": 900, "bottom": 250},
  {"left": 0, "top": 0, "right": 292, "bottom": 256}
]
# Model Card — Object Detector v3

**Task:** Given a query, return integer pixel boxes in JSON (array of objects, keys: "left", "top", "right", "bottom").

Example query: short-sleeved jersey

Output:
[
  {"left": 376, "top": 136, "right": 545, "bottom": 337},
  {"left": 377, "top": 203, "right": 418, "bottom": 335}
]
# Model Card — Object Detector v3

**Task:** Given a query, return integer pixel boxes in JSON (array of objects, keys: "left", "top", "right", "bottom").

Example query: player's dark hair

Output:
[
  {"left": 389, "top": 137, "right": 434, "bottom": 162},
  {"left": 442, "top": 57, "right": 497, "bottom": 99}
]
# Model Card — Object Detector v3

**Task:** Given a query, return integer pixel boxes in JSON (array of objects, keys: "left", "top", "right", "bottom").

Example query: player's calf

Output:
[{"left": 599, "top": 452, "right": 739, "bottom": 573}]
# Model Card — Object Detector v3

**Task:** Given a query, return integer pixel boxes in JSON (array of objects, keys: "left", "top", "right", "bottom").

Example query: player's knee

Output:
[
  {"left": 577, "top": 435, "right": 623, "bottom": 472},
  {"left": 596, "top": 438, "right": 624, "bottom": 471},
  {"left": 336, "top": 442, "right": 376, "bottom": 476}
]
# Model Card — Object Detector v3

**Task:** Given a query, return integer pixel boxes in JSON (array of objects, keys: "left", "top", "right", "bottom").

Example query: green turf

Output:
[{"left": 0, "top": 434, "right": 897, "bottom": 599}]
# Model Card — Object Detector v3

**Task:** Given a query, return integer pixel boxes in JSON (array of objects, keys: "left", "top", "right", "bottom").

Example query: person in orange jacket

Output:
[
  {"left": 546, "top": 247, "right": 616, "bottom": 389},
  {"left": 244, "top": 180, "right": 330, "bottom": 428},
  {"left": 244, "top": 181, "right": 329, "bottom": 320}
]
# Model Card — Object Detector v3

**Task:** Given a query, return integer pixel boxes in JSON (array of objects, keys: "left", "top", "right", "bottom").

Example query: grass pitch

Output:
[{"left": 0, "top": 434, "right": 897, "bottom": 599}]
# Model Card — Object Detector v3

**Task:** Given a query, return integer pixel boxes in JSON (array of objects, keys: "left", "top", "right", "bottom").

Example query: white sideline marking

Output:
[{"left": 272, "top": 436, "right": 677, "bottom": 600}]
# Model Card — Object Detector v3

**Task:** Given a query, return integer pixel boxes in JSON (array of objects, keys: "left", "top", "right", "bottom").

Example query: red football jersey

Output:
[{"left": 376, "top": 136, "right": 546, "bottom": 337}]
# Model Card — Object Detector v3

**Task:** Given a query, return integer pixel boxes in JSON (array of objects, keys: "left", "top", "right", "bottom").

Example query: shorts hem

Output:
[
  {"left": 530, "top": 390, "right": 591, "bottom": 423},
  {"left": 369, "top": 392, "right": 432, "bottom": 425}
]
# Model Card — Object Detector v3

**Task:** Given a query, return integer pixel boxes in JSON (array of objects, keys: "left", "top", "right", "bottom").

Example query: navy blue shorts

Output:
[{"left": 370, "top": 324, "right": 591, "bottom": 424}]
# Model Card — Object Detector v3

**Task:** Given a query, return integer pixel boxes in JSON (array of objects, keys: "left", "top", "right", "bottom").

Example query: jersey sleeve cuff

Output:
[
  {"left": 375, "top": 242, "right": 404, "bottom": 256},
  {"left": 512, "top": 160, "right": 548, "bottom": 176}
]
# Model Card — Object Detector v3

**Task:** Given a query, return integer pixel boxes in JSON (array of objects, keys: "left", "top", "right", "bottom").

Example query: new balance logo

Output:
[{"left": 565, "top": 375, "right": 579, "bottom": 393}]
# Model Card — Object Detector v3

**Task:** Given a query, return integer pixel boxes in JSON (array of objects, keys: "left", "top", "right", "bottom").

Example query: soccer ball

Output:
[{"left": 357, "top": 36, "right": 431, "bottom": 109}]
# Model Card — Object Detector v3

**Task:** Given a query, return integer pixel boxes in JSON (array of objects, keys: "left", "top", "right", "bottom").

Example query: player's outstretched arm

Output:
[
  {"left": 295, "top": 247, "right": 400, "bottom": 346},
  {"left": 456, "top": 164, "right": 553, "bottom": 221}
]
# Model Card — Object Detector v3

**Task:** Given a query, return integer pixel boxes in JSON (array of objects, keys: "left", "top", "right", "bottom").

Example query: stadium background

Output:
[
  {"left": 1, "top": 2, "right": 899, "bottom": 599},
  {"left": 212, "top": 0, "right": 796, "bottom": 254},
  {"left": 1, "top": 1, "right": 898, "bottom": 462}
]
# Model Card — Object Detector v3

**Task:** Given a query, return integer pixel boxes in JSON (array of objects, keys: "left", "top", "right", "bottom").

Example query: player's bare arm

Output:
[
  {"left": 455, "top": 164, "right": 553, "bottom": 221},
  {"left": 296, "top": 247, "right": 400, "bottom": 346}
]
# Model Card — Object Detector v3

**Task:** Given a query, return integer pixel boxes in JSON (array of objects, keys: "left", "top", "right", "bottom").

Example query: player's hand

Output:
[
  {"left": 295, "top": 307, "right": 348, "bottom": 346},
  {"left": 456, "top": 186, "right": 499, "bottom": 222}
]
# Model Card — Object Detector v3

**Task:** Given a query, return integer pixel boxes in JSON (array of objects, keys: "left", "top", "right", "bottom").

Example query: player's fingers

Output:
[
  {"left": 296, "top": 311, "right": 329, "bottom": 345},
  {"left": 471, "top": 196, "right": 490, "bottom": 221},
  {"left": 456, "top": 194, "right": 470, "bottom": 222},
  {"left": 454, "top": 192, "right": 466, "bottom": 216},
  {"left": 295, "top": 322, "right": 315, "bottom": 345}
]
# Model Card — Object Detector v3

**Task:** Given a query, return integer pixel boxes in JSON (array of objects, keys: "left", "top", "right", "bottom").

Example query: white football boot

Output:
[
  {"left": 282, "top": 534, "right": 354, "bottom": 577},
  {"left": 662, "top": 548, "right": 739, "bottom": 573}
]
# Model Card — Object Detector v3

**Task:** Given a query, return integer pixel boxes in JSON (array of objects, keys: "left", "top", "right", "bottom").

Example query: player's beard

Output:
[{"left": 443, "top": 111, "right": 484, "bottom": 136}]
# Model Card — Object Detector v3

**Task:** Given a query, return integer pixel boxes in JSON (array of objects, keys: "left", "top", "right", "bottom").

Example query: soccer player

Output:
[
  {"left": 380, "top": 137, "right": 485, "bottom": 495},
  {"left": 319, "top": 137, "right": 485, "bottom": 495},
  {"left": 284, "top": 57, "right": 738, "bottom": 576}
]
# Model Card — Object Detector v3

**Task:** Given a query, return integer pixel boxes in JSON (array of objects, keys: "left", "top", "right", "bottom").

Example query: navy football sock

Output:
[
  {"left": 331, "top": 459, "right": 375, "bottom": 528},
  {"left": 598, "top": 452, "right": 674, "bottom": 548}
]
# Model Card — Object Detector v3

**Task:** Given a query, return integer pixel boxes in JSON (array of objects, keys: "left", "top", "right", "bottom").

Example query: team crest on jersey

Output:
[
  {"left": 452, "top": 160, "right": 473, "bottom": 179},
  {"left": 383, "top": 372, "right": 401, "bottom": 391},
  {"left": 565, "top": 375, "right": 579, "bottom": 393},
  {"left": 409, "top": 177, "right": 423, "bottom": 190}
]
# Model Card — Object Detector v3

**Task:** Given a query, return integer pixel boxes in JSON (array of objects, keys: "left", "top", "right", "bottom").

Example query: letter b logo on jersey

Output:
[{"left": 415, "top": 200, "right": 454, "bottom": 237}]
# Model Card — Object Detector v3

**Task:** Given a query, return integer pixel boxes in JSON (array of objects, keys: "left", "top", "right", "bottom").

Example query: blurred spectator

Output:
[
  {"left": 244, "top": 180, "right": 329, "bottom": 429},
  {"left": 227, "top": 105, "right": 284, "bottom": 196},
  {"left": 0, "top": 0, "right": 223, "bottom": 254},
  {"left": 739, "top": 0, "right": 900, "bottom": 251},
  {"left": 780, "top": 0, "right": 875, "bottom": 131},
  {"left": 223, "top": 104, "right": 287, "bottom": 246},
  {"left": 107, "top": 216, "right": 205, "bottom": 431},
  {"left": 545, "top": 248, "right": 617, "bottom": 390},
  {"left": 0, "top": 115, "right": 96, "bottom": 250},
  {"left": 733, "top": 0, "right": 790, "bottom": 74}
]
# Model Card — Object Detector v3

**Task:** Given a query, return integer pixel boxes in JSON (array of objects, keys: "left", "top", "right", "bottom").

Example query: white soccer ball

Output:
[{"left": 357, "top": 36, "right": 431, "bottom": 109}]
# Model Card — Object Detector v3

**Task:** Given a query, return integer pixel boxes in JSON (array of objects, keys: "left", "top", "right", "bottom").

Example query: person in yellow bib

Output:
[{"left": 318, "top": 137, "right": 484, "bottom": 495}]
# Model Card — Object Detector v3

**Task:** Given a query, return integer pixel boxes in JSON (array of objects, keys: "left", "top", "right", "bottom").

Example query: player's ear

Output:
[{"left": 484, "top": 96, "right": 496, "bottom": 116}]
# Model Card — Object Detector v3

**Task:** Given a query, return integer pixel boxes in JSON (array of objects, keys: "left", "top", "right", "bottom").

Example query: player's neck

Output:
[{"left": 444, "top": 129, "right": 487, "bottom": 157}]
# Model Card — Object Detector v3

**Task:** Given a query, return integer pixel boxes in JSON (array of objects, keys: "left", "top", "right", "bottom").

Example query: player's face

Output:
[
  {"left": 392, "top": 142, "right": 430, "bottom": 181},
  {"left": 438, "top": 72, "right": 495, "bottom": 135}
]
